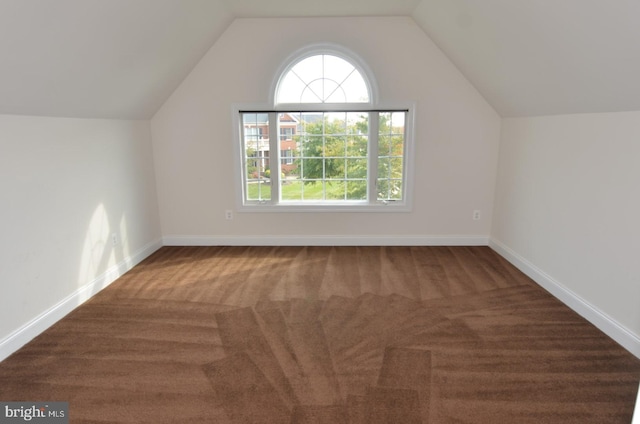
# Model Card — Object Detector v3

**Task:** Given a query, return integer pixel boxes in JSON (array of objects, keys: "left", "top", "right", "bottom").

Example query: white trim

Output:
[
  {"left": 235, "top": 202, "right": 413, "bottom": 213},
  {"left": 0, "top": 238, "right": 163, "bottom": 362},
  {"left": 632, "top": 382, "right": 640, "bottom": 424},
  {"left": 489, "top": 238, "right": 640, "bottom": 359},
  {"left": 162, "top": 235, "right": 489, "bottom": 247}
]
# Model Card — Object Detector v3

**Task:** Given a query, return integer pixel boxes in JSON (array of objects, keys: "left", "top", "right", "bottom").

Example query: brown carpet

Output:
[{"left": 0, "top": 246, "right": 638, "bottom": 423}]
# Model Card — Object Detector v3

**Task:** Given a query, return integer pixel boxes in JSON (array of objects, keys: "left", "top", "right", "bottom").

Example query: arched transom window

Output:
[
  {"left": 235, "top": 46, "right": 413, "bottom": 212},
  {"left": 276, "top": 54, "right": 370, "bottom": 104}
]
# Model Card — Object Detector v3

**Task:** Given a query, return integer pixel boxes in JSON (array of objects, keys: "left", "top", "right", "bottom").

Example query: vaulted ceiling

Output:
[{"left": 1, "top": 0, "right": 639, "bottom": 119}]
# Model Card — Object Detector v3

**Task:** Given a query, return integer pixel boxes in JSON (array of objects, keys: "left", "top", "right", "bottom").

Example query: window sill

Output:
[{"left": 238, "top": 201, "right": 412, "bottom": 213}]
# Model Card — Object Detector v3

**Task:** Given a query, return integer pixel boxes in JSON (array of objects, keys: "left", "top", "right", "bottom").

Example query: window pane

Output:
[
  {"left": 377, "top": 179, "right": 389, "bottom": 200},
  {"left": 325, "top": 87, "right": 347, "bottom": 103},
  {"left": 377, "top": 111, "right": 406, "bottom": 202},
  {"left": 376, "top": 179, "right": 402, "bottom": 201},
  {"left": 325, "top": 158, "right": 345, "bottom": 179},
  {"left": 246, "top": 181, "right": 271, "bottom": 201},
  {"left": 323, "top": 55, "right": 355, "bottom": 84},
  {"left": 347, "top": 136, "right": 367, "bottom": 156},
  {"left": 391, "top": 136, "right": 404, "bottom": 156},
  {"left": 281, "top": 180, "right": 302, "bottom": 201},
  {"left": 346, "top": 158, "right": 367, "bottom": 178},
  {"left": 301, "top": 136, "right": 323, "bottom": 157},
  {"left": 385, "top": 180, "right": 403, "bottom": 200},
  {"left": 301, "top": 159, "right": 323, "bottom": 179},
  {"left": 390, "top": 158, "right": 404, "bottom": 178},
  {"left": 242, "top": 112, "right": 272, "bottom": 202},
  {"left": 378, "top": 135, "right": 391, "bottom": 156},
  {"left": 325, "top": 136, "right": 346, "bottom": 157},
  {"left": 277, "top": 113, "right": 299, "bottom": 180},
  {"left": 347, "top": 181, "right": 367, "bottom": 200},
  {"left": 301, "top": 81, "right": 325, "bottom": 103},
  {"left": 292, "top": 56, "right": 324, "bottom": 83},
  {"left": 277, "top": 73, "right": 307, "bottom": 103},
  {"left": 326, "top": 181, "right": 346, "bottom": 200},
  {"left": 348, "top": 112, "right": 368, "bottom": 133},
  {"left": 342, "top": 70, "right": 369, "bottom": 103},
  {"left": 378, "top": 157, "right": 390, "bottom": 177},
  {"left": 277, "top": 110, "right": 375, "bottom": 203},
  {"left": 303, "top": 182, "right": 324, "bottom": 200}
]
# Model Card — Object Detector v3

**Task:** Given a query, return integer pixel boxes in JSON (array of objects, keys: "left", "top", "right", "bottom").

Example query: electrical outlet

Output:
[
  {"left": 111, "top": 233, "right": 118, "bottom": 246},
  {"left": 225, "top": 210, "right": 234, "bottom": 220},
  {"left": 473, "top": 210, "right": 481, "bottom": 221}
]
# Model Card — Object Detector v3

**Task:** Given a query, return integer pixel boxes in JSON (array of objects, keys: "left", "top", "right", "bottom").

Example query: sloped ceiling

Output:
[
  {"left": 0, "top": 0, "right": 234, "bottom": 119},
  {"left": 413, "top": 0, "right": 640, "bottom": 117},
  {"left": 0, "top": 0, "right": 639, "bottom": 119}
]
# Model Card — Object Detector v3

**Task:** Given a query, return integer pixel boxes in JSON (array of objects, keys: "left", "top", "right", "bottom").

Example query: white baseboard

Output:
[
  {"left": 162, "top": 234, "right": 490, "bottom": 246},
  {"left": 633, "top": 382, "right": 640, "bottom": 424},
  {"left": 0, "top": 238, "right": 163, "bottom": 362},
  {"left": 489, "top": 238, "right": 640, "bottom": 359}
]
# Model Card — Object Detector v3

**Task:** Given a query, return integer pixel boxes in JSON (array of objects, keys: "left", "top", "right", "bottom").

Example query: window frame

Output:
[{"left": 232, "top": 44, "right": 415, "bottom": 213}]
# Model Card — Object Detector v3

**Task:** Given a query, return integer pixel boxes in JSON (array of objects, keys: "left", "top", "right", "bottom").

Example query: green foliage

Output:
[
  {"left": 247, "top": 180, "right": 359, "bottom": 201},
  {"left": 376, "top": 112, "right": 405, "bottom": 200},
  {"left": 293, "top": 113, "right": 369, "bottom": 200},
  {"left": 245, "top": 147, "right": 258, "bottom": 177}
]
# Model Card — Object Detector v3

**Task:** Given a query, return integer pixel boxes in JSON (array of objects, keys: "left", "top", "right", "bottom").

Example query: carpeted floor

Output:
[{"left": 1, "top": 246, "right": 639, "bottom": 423}]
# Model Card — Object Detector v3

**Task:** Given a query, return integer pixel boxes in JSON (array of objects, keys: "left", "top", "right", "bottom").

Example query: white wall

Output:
[
  {"left": 492, "top": 111, "right": 640, "bottom": 356},
  {"left": 0, "top": 115, "right": 161, "bottom": 360},
  {"left": 151, "top": 17, "right": 501, "bottom": 245}
]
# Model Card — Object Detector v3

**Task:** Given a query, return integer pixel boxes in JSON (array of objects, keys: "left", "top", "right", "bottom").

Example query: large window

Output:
[{"left": 235, "top": 47, "right": 413, "bottom": 211}]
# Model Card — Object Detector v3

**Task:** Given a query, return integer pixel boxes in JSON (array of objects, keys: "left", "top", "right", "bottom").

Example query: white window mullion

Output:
[
  {"left": 239, "top": 119, "right": 250, "bottom": 203},
  {"left": 368, "top": 112, "right": 379, "bottom": 205},
  {"left": 268, "top": 112, "right": 280, "bottom": 204}
]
